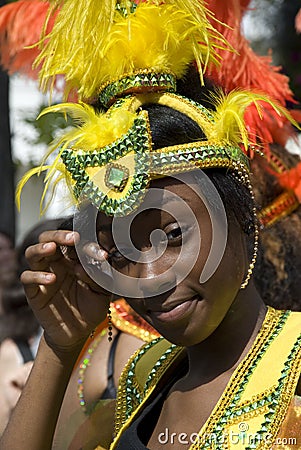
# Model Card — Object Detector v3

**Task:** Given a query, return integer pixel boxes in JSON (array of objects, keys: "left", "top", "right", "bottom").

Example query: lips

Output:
[{"left": 149, "top": 296, "right": 200, "bottom": 323}]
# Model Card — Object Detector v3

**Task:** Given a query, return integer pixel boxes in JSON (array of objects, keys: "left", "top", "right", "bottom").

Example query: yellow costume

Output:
[
  {"left": 0, "top": 2, "right": 300, "bottom": 450},
  {"left": 112, "top": 307, "right": 301, "bottom": 449}
]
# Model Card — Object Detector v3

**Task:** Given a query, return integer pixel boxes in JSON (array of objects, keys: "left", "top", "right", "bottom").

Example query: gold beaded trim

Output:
[
  {"left": 111, "top": 308, "right": 301, "bottom": 449},
  {"left": 113, "top": 338, "right": 182, "bottom": 439},
  {"left": 188, "top": 308, "right": 287, "bottom": 448},
  {"left": 97, "top": 69, "right": 177, "bottom": 107},
  {"left": 189, "top": 309, "right": 301, "bottom": 449}
]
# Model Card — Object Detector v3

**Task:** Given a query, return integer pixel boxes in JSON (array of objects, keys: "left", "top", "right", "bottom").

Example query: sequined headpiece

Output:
[{"left": 1, "top": 0, "right": 296, "bottom": 217}]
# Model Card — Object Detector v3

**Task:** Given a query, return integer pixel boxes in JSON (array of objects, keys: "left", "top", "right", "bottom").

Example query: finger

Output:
[
  {"left": 82, "top": 241, "right": 109, "bottom": 262},
  {"left": 77, "top": 242, "right": 113, "bottom": 292},
  {"left": 21, "top": 270, "right": 56, "bottom": 299},
  {"left": 25, "top": 242, "right": 58, "bottom": 271},
  {"left": 38, "top": 230, "right": 80, "bottom": 246},
  {"left": 21, "top": 269, "right": 56, "bottom": 285}
]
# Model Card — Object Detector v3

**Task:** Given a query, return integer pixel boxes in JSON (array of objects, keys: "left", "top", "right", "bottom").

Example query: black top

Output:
[
  {"left": 12, "top": 338, "right": 34, "bottom": 363},
  {"left": 115, "top": 378, "right": 170, "bottom": 449},
  {"left": 101, "top": 330, "right": 121, "bottom": 400},
  {"left": 114, "top": 358, "right": 188, "bottom": 449}
]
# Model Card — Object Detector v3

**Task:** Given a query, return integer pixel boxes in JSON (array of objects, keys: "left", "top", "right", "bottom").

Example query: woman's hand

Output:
[{"left": 21, "top": 230, "right": 112, "bottom": 355}]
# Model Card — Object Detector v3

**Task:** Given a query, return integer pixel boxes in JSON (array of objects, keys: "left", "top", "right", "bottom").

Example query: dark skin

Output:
[
  {"left": 1, "top": 174, "right": 300, "bottom": 450},
  {"left": 98, "top": 176, "right": 268, "bottom": 449}
]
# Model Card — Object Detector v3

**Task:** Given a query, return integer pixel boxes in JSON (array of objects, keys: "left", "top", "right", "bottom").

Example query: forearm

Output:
[
  {"left": 0, "top": 400, "right": 10, "bottom": 437},
  {"left": 0, "top": 335, "right": 82, "bottom": 450}
]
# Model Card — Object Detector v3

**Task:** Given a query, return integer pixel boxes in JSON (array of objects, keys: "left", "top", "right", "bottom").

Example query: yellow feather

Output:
[
  {"left": 38, "top": 102, "right": 95, "bottom": 125},
  {"left": 38, "top": 162, "right": 75, "bottom": 216},
  {"left": 15, "top": 165, "right": 50, "bottom": 211},
  {"left": 38, "top": 102, "right": 137, "bottom": 150},
  {"left": 35, "top": 2, "right": 228, "bottom": 99},
  {"left": 16, "top": 148, "right": 76, "bottom": 215},
  {"left": 208, "top": 89, "right": 298, "bottom": 150},
  {"left": 40, "top": 170, "right": 69, "bottom": 216}
]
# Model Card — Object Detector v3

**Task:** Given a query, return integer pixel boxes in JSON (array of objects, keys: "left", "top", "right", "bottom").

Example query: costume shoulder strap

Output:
[
  {"left": 190, "top": 309, "right": 301, "bottom": 449},
  {"left": 113, "top": 337, "right": 183, "bottom": 443},
  {"left": 111, "top": 309, "right": 301, "bottom": 450}
]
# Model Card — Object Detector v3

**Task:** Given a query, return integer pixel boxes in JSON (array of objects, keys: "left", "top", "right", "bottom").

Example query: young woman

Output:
[
  {"left": 1, "top": 98, "right": 300, "bottom": 450},
  {"left": 1, "top": 1, "right": 300, "bottom": 449}
]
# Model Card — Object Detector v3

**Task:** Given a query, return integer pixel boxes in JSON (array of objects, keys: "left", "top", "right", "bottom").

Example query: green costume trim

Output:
[
  {"left": 112, "top": 308, "right": 301, "bottom": 449},
  {"left": 60, "top": 95, "right": 249, "bottom": 216},
  {"left": 98, "top": 71, "right": 177, "bottom": 108}
]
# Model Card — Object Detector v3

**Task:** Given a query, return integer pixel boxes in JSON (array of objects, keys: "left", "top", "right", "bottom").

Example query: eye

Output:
[
  {"left": 108, "top": 246, "right": 133, "bottom": 266},
  {"left": 166, "top": 226, "right": 182, "bottom": 242},
  {"left": 164, "top": 223, "right": 191, "bottom": 246}
]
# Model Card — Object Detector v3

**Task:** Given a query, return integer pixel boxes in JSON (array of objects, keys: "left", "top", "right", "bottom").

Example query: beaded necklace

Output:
[{"left": 77, "top": 300, "right": 160, "bottom": 412}]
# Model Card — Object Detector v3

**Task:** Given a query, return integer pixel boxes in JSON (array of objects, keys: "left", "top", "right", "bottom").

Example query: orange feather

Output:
[{"left": 0, "top": 0, "right": 56, "bottom": 78}]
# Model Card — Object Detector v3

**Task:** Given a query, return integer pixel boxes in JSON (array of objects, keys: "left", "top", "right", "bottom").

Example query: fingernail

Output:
[
  {"left": 89, "top": 243, "right": 99, "bottom": 254},
  {"left": 88, "top": 244, "right": 107, "bottom": 260},
  {"left": 97, "top": 249, "right": 108, "bottom": 260},
  {"left": 45, "top": 273, "right": 54, "bottom": 281},
  {"left": 43, "top": 243, "right": 52, "bottom": 250},
  {"left": 66, "top": 232, "right": 75, "bottom": 241}
]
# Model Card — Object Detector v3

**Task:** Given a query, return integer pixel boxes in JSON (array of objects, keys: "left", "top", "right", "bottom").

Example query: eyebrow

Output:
[
  {"left": 142, "top": 193, "right": 190, "bottom": 209},
  {"left": 97, "top": 194, "right": 191, "bottom": 232}
]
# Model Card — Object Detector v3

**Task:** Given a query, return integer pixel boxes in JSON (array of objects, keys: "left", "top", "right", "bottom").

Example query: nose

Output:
[{"left": 136, "top": 257, "right": 176, "bottom": 297}]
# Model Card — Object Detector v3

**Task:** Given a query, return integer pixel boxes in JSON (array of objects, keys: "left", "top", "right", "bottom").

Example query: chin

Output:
[{"left": 157, "top": 322, "right": 213, "bottom": 347}]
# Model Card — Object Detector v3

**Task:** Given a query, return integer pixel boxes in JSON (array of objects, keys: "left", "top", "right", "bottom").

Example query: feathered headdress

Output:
[
  {"left": 0, "top": 0, "right": 298, "bottom": 218},
  {"left": 205, "top": 0, "right": 301, "bottom": 227},
  {"left": 34, "top": 0, "right": 227, "bottom": 102}
]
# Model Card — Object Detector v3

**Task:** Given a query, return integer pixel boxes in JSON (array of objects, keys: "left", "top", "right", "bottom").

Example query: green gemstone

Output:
[{"left": 107, "top": 166, "right": 127, "bottom": 189}]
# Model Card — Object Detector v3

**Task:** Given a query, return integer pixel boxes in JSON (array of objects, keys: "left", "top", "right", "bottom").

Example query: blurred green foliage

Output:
[{"left": 23, "top": 103, "right": 74, "bottom": 147}]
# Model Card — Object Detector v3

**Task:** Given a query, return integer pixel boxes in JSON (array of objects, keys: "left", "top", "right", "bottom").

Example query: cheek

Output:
[
  {"left": 177, "top": 229, "right": 211, "bottom": 285},
  {"left": 200, "top": 232, "right": 246, "bottom": 308}
]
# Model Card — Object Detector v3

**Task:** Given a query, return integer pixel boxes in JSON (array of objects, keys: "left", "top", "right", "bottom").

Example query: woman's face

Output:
[{"left": 96, "top": 173, "right": 248, "bottom": 346}]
